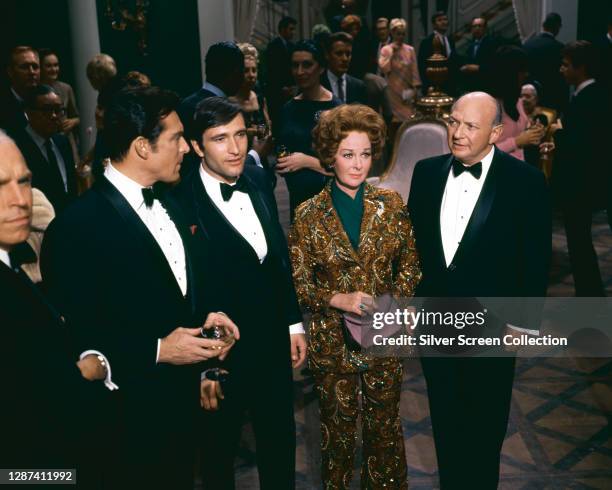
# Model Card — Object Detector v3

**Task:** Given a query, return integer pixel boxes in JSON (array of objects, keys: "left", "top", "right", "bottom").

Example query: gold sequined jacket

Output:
[{"left": 288, "top": 182, "right": 421, "bottom": 373}]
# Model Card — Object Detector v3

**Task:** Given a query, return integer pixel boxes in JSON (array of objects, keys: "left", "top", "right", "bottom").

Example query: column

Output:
[{"left": 67, "top": 0, "right": 101, "bottom": 156}]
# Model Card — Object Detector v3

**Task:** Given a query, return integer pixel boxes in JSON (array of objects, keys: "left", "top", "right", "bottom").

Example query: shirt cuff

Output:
[
  {"left": 80, "top": 350, "right": 119, "bottom": 391},
  {"left": 248, "top": 149, "right": 263, "bottom": 168},
  {"left": 289, "top": 322, "right": 305, "bottom": 335},
  {"left": 507, "top": 324, "right": 539, "bottom": 336},
  {"left": 156, "top": 339, "right": 161, "bottom": 364}
]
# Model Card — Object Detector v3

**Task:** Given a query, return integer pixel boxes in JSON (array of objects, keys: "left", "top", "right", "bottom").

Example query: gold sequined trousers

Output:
[{"left": 313, "top": 361, "right": 408, "bottom": 489}]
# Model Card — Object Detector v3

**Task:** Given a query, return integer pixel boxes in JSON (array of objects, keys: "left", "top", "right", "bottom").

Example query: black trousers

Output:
[
  {"left": 563, "top": 205, "right": 605, "bottom": 296},
  {"left": 420, "top": 356, "right": 516, "bottom": 490},
  {"left": 199, "top": 363, "right": 296, "bottom": 489}
]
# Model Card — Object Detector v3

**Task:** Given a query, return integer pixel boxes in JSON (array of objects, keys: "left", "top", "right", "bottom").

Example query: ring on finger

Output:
[{"left": 359, "top": 303, "right": 366, "bottom": 310}]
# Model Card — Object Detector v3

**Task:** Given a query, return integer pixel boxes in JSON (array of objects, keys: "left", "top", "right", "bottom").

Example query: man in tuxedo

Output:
[
  {"left": 12, "top": 84, "right": 76, "bottom": 214},
  {"left": 0, "top": 46, "right": 39, "bottom": 135},
  {"left": 179, "top": 42, "right": 245, "bottom": 132},
  {"left": 459, "top": 17, "right": 499, "bottom": 92},
  {"left": 265, "top": 16, "right": 297, "bottom": 131},
  {"left": 523, "top": 12, "right": 567, "bottom": 112},
  {"left": 0, "top": 130, "right": 107, "bottom": 473},
  {"left": 552, "top": 41, "right": 610, "bottom": 296},
  {"left": 418, "top": 11, "right": 458, "bottom": 95},
  {"left": 321, "top": 32, "right": 368, "bottom": 105},
  {"left": 173, "top": 96, "right": 306, "bottom": 489},
  {"left": 41, "top": 87, "right": 239, "bottom": 489},
  {"left": 408, "top": 92, "right": 551, "bottom": 489},
  {"left": 179, "top": 42, "right": 267, "bottom": 177}
]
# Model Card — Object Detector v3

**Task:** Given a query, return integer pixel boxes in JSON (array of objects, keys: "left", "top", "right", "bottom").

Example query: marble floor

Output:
[{"left": 199, "top": 179, "right": 612, "bottom": 489}]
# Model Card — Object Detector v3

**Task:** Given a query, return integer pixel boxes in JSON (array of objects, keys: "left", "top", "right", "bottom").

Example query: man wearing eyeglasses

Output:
[{"left": 12, "top": 84, "right": 77, "bottom": 213}]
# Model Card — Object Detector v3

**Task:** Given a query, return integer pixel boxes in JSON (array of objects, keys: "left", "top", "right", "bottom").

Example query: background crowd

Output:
[{"left": 0, "top": 1, "right": 611, "bottom": 489}]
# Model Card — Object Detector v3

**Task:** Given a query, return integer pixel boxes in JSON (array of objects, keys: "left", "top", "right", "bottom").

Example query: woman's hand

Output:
[
  {"left": 515, "top": 124, "right": 545, "bottom": 148},
  {"left": 276, "top": 152, "right": 331, "bottom": 175},
  {"left": 329, "top": 292, "right": 373, "bottom": 316},
  {"left": 61, "top": 117, "right": 79, "bottom": 133}
]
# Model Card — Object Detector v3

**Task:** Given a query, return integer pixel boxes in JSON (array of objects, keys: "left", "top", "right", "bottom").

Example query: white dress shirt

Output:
[
  {"left": 26, "top": 125, "right": 68, "bottom": 191},
  {"left": 440, "top": 146, "right": 536, "bottom": 335},
  {"left": 105, "top": 163, "right": 188, "bottom": 364},
  {"left": 199, "top": 165, "right": 305, "bottom": 335},
  {"left": 440, "top": 146, "right": 494, "bottom": 267},
  {"left": 202, "top": 82, "right": 262, "bottom": 167},
  {"left": 327, "top": 69, "right": 346, "bottom": 103},
  {"left": 0, "top": 249, "right": 10, "bottom": 268},
  {"left": 105, "top": 163, "right": 187, "bottom": 295}
]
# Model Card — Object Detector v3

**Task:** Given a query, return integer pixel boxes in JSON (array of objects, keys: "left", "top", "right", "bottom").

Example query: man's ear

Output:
[
  {"left": 133, "top": 136, "right": 149, "bottom": 160},
  {"left": 191, "top": 139, "right": 205, "bottom": 158},
  {"left": 488, "top": 124, "right": 503, "bottom": 145}
]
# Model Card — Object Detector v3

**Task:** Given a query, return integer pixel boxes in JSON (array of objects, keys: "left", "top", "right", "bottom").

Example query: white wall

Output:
[
  {"left": 542, "top": 0, "right": 578, "bottom": 43},
  {"left": 197, "top": 0, "right": 235, "bottom": 83}
]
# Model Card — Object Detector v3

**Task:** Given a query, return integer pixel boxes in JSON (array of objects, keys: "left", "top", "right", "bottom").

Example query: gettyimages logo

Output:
[{"left": 372, "top": 308, "right": 487, "bottom": 330}]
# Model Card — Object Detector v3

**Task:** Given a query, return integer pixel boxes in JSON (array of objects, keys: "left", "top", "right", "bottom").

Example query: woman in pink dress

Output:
[
  {"left": 379, "top": 18, "right": 421, "bottom": 121},
  {"left": 489, "top": 46, "right": 544, "bottom": 160}
]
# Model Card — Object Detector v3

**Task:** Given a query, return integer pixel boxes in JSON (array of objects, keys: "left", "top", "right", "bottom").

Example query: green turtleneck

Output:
[{"left": 331, "top": 180, "right": 364, "bottom": 251}]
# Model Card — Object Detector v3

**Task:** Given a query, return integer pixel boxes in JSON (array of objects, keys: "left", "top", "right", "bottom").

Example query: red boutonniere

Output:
[{"left": 190, "top": 225, "right": 198, "bottom": 235}]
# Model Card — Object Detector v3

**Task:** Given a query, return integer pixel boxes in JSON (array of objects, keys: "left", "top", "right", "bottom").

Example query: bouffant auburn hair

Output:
[{"left": 313, "top": 104, "right": 386, "bottom": 171}]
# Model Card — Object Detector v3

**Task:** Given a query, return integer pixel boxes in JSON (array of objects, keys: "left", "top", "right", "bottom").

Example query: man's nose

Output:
[{"left": 8, "top": 181, "right": 29, "bottom": 207}]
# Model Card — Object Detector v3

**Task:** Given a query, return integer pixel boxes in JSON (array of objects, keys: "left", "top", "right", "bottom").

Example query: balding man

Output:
[
  {"left": 408, "top": 92, "right": 551, "bottom": 488},
  {"left": 0, "top": 130, "right": 106, "bottom": 471}
]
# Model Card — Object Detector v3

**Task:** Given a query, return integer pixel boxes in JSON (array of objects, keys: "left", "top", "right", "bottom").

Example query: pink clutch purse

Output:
[{"left": 342, "top": 293, "right": 407, "bottom": 350}]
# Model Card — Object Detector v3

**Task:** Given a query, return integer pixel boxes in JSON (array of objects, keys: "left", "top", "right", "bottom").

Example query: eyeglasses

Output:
[{"left": 32, "top": 106, "right": 66, "bottom": 116}]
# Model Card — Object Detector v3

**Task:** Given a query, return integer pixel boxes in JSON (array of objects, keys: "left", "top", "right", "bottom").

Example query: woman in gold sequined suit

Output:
[{"left": 288, "top": 104, "right": 421, "bottom": 489}]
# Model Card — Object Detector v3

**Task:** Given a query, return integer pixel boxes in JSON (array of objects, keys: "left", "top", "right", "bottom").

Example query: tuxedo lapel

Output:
[
  {"left": 1, "top": 262, "right": 64, "bottom": 325},
  {"left": 96, "top": 177, "right": 186, "bottom": 300},
  {"left": 242, "top": 173, "right": 284, "bottom": 260},
  {"left": 190, "top": 172, "right": 260, "bottom": 262},
  {"left": 432, "top": 155, "right": 454, "bottom": 270},
  {"left": 449, "top": 151, "right": 500, "bottom": 268}
]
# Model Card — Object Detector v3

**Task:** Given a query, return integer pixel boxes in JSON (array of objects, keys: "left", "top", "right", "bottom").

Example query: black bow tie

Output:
[
  {"left": 452, "top": 160, "right": 482, "bottom": 179},
  {"left": 142, "top": 186, "right": 162, "bottom": 208},
  {"left": 220, "top": 177, "right": 248, "bottom": 201},
  {"left": 9, "top": 242, "right": 37, "bottom": 269}
]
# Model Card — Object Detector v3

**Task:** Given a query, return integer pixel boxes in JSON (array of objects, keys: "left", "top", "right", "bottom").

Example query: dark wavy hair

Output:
[
  {"left": 487, "top": 45, "right": 528, "bottom": 121},
  {"left": 312, "top": 104, "right": 386, "bottom": 171},
  {"left": 103, "top": 86, "right": 179, "bottom": 162},
  {"left": 291, "top": 40, "right": 326, "bottom": 67}
]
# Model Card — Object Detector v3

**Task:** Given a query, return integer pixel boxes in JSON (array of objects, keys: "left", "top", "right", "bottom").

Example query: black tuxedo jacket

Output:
[
  {"left": 41, "top": 177, "right": 207, "bottom": 455},
  {"left": 13, "top": 129, "right": 77, "bottom": 213},
  {"left": 320, "top": 71, "right": 368, "bottom": 105},
  {"left": 552, "top": 82, "right": 611, "bottom": 210},
  {"left": 408, "top": 148, "right": 551, "bottom": 300},
  {"left": 0, "top": 260, "right": 102, "bottom": 468},
  {"left": 522, "top": 33, "right": 567, "bottom": 111},
  {"left": 266, "top": 36, "right": 294, "bottom": 92},
  {"left": 172, "top": 165, "right": 302, "bottom": 371},
  {"left": 418, "top": 32, "right": 458, "bottom": 94},
  {"left": 0, "top": 86, "right": 27, "bottom": 135}
]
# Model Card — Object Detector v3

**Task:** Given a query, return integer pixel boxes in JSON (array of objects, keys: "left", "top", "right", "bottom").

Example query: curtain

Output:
[
  {"left": 512, "top": 0, "right": 543, "bottom": 43},
  {"left": 233, "top": 0, "right": 260, "bottom": 42}
]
